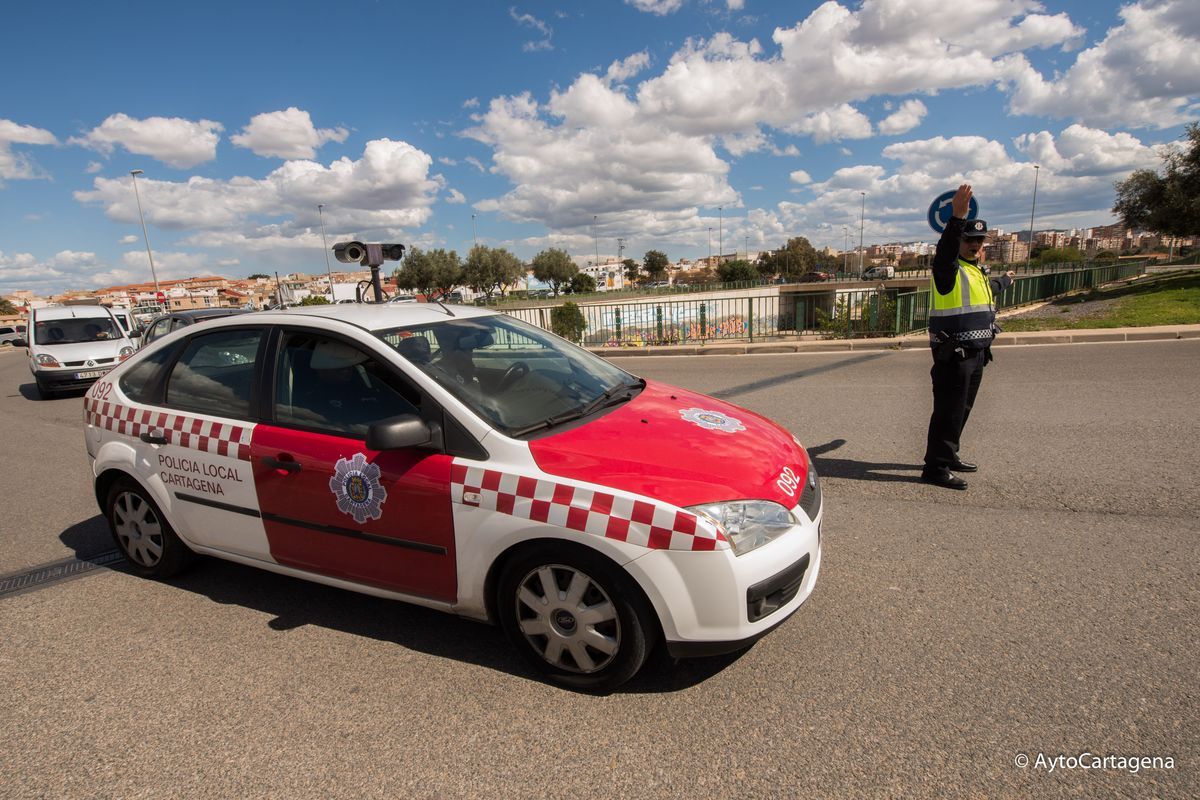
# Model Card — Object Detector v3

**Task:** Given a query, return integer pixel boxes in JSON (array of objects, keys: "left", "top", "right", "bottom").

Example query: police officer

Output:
[{"left": 922, "top": 184, "right": 1015, "bottom": 490}]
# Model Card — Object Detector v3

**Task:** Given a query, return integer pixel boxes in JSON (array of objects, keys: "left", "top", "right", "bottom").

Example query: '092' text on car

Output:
[{"left": 85, "top": 303, "right": 822, "bottom": 689}]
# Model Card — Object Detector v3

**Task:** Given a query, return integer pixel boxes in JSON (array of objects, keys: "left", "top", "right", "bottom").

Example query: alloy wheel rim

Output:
[
  {"left": 514, "top": 564, "right": 620, "bottom": 674},
  {"left": 112, "top": 492, "right": 164, "bottom": 567}
]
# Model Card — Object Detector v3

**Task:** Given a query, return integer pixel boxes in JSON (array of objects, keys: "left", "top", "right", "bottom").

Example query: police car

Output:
[{"left": 84, "top": 303, "right": 822, "bottom": 689}]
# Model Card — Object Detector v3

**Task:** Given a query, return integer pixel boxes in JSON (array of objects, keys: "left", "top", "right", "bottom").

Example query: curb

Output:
[{"left": 588, "top": 325, "right": 1200, "bottom": 358}]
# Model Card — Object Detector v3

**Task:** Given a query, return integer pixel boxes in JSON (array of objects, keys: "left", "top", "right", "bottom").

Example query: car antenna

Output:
[{"left": 432, "top": 294, "right": 456, "bottom": 316}]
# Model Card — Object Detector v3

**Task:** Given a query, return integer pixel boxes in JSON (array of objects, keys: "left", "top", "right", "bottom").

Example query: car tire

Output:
[
  {"left": 105, "top": 478, "right": 193, "bottom": 578},
  {"left": 497, "top": 543, "right": 659, "bottom": 691}
]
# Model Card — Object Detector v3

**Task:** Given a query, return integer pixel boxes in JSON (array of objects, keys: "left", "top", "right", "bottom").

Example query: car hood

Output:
[
  {"left": 528, "top": 379, "right": 810, "bottom": 509},
  {"left": 36, "top": 340, "right": 130, "bottom": 360}
]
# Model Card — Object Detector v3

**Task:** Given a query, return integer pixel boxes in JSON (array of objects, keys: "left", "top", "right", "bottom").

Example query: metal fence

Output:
[{"left": 500, "top": 262, "right": 1148, "bottom": 346}]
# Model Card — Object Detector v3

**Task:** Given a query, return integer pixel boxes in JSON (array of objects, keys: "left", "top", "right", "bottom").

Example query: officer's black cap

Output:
[{"left": 962, "top": 219, "right": 988, "bottom": 238}]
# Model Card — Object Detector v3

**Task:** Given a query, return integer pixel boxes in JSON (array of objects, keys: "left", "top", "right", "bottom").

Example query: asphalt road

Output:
[{"left": 1, "top": 340, "right": 1196, "bottom": 799}]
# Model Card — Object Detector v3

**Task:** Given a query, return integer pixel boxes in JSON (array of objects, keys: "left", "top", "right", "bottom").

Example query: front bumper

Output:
[
  {"left": 625, "top": 502, "right": 822, "bottom": 658},
  {"left": 33, "top": 366, "right": 113, "bottom": 392}
]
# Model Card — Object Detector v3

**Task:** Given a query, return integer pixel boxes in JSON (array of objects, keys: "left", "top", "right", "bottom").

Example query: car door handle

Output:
[
  {"left": 139, "top": 431, "right": 168, "bottom": 445},
  {"left": 262, "top": 455, "right": 302, "bottom": 474}
]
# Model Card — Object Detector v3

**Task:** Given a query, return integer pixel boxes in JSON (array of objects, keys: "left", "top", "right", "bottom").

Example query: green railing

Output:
[{"left": 500, "top": 262, "right": 1148, "bottom": 346}]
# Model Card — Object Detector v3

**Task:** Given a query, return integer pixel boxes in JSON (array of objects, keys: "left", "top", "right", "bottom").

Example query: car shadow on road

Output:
[
  {"left": 808, "top": 438, "right": 925, "bottom": 484},
  {"left": 59, "top": 516, "right": 744, "bottom": 695}
]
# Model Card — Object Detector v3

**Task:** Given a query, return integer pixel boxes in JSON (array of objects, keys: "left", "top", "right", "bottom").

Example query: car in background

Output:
[
  {"left": 84, "top": 303, "right": 822, "bottom": 690},
  {"left": 797, "top": 271, "right": 830, "bottom": 283},
  {"left": 26, "top": 305, "right": 137, "bottom": 398},
  {"left": 0, "top": 325, "right": 24, "bottom": 345},
  {"left": 388, "top": 294, "right": 418, "bottom": 304},
  {"left": 141, "top": 308, "right": 252, "bottom": 347},
  {"left": 861, "top": 266, "right": 895, "bottom": 280}
]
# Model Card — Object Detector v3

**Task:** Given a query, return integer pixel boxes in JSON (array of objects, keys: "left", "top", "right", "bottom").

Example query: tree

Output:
[
  {"left": 643, "top": 250, "right": 669, "bottom": 282},
  {"left": 531, "top": 248, "right": 578, "bottom": 297},
  {"left": 1037, "top": 247, "right": 1084, "bottom": 265},
  {"left": 462, "top": 245, "right": 526, "bottom": 300},
  {"left": 0, "top": 298, "right": 18, "bottom": 315},
  {"left": 550, "top": 301, "right": 587, "bottom": 342},
  {"left": 298, "top": 295, "right": 330, "bottom": 306},
  {"left": 568, "top": 272, "right": 597, "bottom": 294},
  {"left": 247, "top": 273, "right": 270, "bottom": 280},
  {"left": 717, "top": 259, "right": 758, "bottom": 283},
  {"left": 622, "top": 258, "right": 640, "bottom": 284},
  {"left": 394, "top": 247, "right": 463, "bottom": 299},
  {"left": 756, "top": 237, "right": 818, "bottom": 279},
  {"left": 1113, "top": 122, "right": 1200, "bottom": 238}
]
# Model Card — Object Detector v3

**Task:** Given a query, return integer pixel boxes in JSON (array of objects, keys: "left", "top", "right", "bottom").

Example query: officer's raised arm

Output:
[{"left": 931, "top": 184, "right": 972, "bottom": 295}]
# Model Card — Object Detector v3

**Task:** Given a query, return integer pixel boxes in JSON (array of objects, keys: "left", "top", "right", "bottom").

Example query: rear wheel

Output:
[
  {"left": 498, "top": 544, "right": 658, "bottom": 691},
  {"left": 105, "top": 479, "right": 192, "bottom": 578}
]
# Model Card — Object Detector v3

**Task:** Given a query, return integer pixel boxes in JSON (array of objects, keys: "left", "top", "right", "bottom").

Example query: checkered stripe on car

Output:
[
  {"left": 84, "top": 398, "right": 253, "bottom": 460},
  {"left": 450, "top": 464, "right": 728, "bottom": 552}
]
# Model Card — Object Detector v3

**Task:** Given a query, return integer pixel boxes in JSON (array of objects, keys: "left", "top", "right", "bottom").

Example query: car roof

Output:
[
  {"left": 32, "top": 305, "right": 117, "bottom": 320},
  {"left": 208, "top": 301, "right": 499, "bottom": 333},
  {"left": 166, "top": 308, "right": 250, "bottom": 320}
]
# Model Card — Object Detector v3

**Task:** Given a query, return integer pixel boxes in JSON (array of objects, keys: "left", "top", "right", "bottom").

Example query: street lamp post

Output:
[
  {"left": 318, "top": 204, "right": 335, "bottom": 301},
  {"left": 471, "top": 213, "right": 478, "bottom": 247},
  {"left": 593, "top": 215, "right": 599, "bottom": 266},
  {"left": 858, "top": 192, "right": 866, "bottom": 275},
  {"left": 718, "top": 206, "right": 723, "bottom": 265},
  {"left": 129, "top": 169, "right": 160, "bottom": 300},
  {"left": 1026, "top": 165, "right": 1040, "bottom": 271},
  {"left": 707, "top": 227, "right": 713, "bottom": 266}
]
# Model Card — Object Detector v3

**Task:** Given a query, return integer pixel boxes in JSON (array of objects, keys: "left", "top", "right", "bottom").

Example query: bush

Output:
[
  {"left": 550, "top": 302, "right": 587, "bottom": 342},
  {"left": 298, "top": 295, "right": 330, "bottom": 306}
]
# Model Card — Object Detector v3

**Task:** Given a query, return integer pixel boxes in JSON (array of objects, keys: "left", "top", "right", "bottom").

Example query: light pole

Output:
[
  {"left": 593, "top": 215, "right": 599, "bottom": 265},
  {"left": 843, "top": 225, "right": 849, "bottom": 273},
  {"left": 858, "top": 192, "right": 866, "bottom": 275},
  {"left": 318, "top": 204, "right": 335, "bottom": 300},
  {"left": 471, "top": 213, "right": 478, "bottom": 247},
  {"left": 708, "top": 227, "right": 713, "bottom": 266},
  {"left": 1026, "top": 165, "right": 1040, "bottom": 270},
  {"left": 129, "top": 169, "right": 160, "bottom": 299},
  {"left": 718, "top": 206, "right": 723, "bottom": 264}
]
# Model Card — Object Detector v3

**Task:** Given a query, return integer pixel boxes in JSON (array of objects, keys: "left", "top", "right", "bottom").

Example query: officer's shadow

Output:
[
  {"left": 58, "top": 518, "right": 742, "bottom": 695},
  {"left": 808, "top": 439, "right": 925, "bottom": 484}
]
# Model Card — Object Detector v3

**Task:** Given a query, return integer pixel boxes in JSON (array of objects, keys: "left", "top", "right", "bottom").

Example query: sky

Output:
[{"left": 1, "top": 0, "right": 1197, "bottom": 295}]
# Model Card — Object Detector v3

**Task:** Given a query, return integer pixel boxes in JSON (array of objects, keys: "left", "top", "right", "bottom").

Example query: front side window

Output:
[
  {"left": 274, "top": 332, "right": 420, "bottom": 438},
  {"left": 164, "top": 329, "right": 263, "bottom": 418},
  {"left": 378, "top": 315, "right": 639, "bottom": 437},
  {"left": 146, "top": 318, "right": 172, "bottom": 343}
]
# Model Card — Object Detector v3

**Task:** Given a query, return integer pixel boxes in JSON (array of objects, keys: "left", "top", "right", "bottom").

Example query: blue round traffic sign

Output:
[{"left": 928, "top": 191, "right": 979, "bottom": 234}]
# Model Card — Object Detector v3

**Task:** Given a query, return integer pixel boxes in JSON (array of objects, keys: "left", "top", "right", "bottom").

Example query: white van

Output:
[
  {"left": 862, "top": 265, "right": 895, "bottom": 280},
  {"left": 26, "top": 306, "right": 137, "bottom": 398}
]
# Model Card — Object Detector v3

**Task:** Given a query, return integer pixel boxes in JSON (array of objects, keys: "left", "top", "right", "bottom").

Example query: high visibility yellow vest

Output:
[{"left": 928, "top": 259, "right": 996, "bottom": 346}]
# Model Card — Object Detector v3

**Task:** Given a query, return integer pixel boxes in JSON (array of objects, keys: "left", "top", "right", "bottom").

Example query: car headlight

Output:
[
  {"left": 35, "top": 354, "right": 61, "bottom": 368},
  {"left": 119, "top": 346, "right": 134, "bottom": 360},
  {"left": 687, "top": 500, "right": 796, "bottom": 556}
]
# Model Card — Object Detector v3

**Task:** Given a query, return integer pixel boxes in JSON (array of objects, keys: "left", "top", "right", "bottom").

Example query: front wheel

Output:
[
  {"left": 105, "top": 478, "right": 193, "bottom": 578},
  {"left": 497, "top": 544, "right": 659, "bottom": 691}
]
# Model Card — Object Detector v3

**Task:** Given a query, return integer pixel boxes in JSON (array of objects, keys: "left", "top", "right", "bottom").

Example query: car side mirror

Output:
[{"left": 366, "top": 414, "right": 444, "bottom": 452}]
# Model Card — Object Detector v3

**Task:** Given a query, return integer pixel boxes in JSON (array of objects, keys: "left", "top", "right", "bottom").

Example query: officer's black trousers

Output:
[{"left": 923, "top": 348, "right": 988, "bottom": 470}]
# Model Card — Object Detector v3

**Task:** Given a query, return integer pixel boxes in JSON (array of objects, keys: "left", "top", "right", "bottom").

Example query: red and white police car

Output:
[{"left": 84, "top": 303, "right": 821, "bottom": 689}]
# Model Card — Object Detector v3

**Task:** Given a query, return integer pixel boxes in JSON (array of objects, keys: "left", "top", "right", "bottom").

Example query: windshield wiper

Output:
[{"left": 507, "top": 379, "right": 644, "bottom": 438}]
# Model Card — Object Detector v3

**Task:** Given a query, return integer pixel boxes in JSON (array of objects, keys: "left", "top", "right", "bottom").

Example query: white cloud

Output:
[
  {"left": 75, "top": 139, "right": 441, "bottom": 244},
  {"left": 0, "top": 119, "right": 58, "bottom": 183},
  {"left": 878, "top": 99, "right": 927, "bottom": 136},
  {"left": 510, "top": 7, "right": 553, "bottom": 51},
  {"left": 464, "top": 156, "right": 486, "bottom": 172},
  {"left": 882, "top": 135, "right": 1012, "bottom": 175},
  {"left": 605, "top": 52, "right": 651, "bottom": 86},
  {"left": 438, "top": 157, "right": 458, "bottom": 166},
  {"left": 462, "top": 97, "right": 480, "bottom": 109},
  {"left": 70, "top": 113, "right": 223, "bottom": 169},
  {"left": 1012, "top": 124, "right": 1162, "bottom": 177},
  {"left": 1006, "top": 0, "right": 1200, "bottom": 128},
  {"left": 727, "top": 0, "right": 745, "bottom": 10},
  {"left": 0, "top": 249, "right": 119, "bottom": 295},
  {"left": 230, "top": 107, "right": 349, "bottom": 159},
  {"left": 789, "top": 170, "right": 812, "bottom": 184},
  {"left": 626, "top": 0, "right": 685, "bottom": 15},
  {"left": 119, "top": 235, "right": 139, "bottom": 245},
  {"left": 85, "top": 161, "right": 104, "bottom": 174},
  {"left": 445, "top": 189, "right": 466, "bottom": 204}
]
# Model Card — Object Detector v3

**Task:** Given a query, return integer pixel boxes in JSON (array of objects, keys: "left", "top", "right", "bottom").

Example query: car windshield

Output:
[
  {"left": 377, "top": 315, "right": 642, "bottom": 437},
  {"left": 34, "top": 317, "right": 120, "bottom": 345}
]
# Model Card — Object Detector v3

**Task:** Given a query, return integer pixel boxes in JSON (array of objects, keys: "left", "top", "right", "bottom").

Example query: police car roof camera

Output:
[
  {"left": 333, "top": 241, "right": 406, "bottom": 304},
  {"left": 84, "top": 302, "right": 822, "bottom": 690}
]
